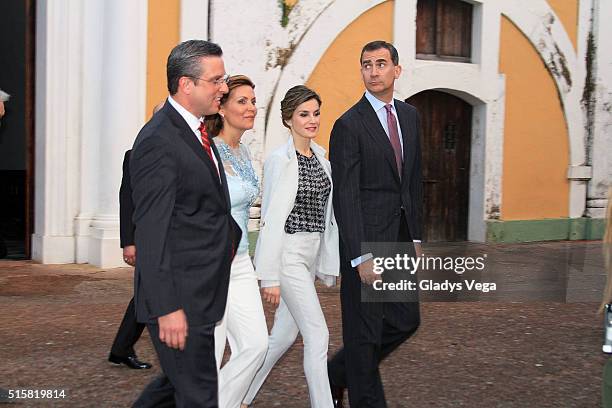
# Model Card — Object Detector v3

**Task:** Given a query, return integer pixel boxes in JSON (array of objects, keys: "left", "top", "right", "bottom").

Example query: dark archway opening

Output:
[{"left": 0, "top": 0, "right": 36, "bottom": 259}]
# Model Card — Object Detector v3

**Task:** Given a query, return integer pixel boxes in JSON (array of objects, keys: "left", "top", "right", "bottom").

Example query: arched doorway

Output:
[{"left": 407, "top": 90, "right": 472, "bottom": 242}]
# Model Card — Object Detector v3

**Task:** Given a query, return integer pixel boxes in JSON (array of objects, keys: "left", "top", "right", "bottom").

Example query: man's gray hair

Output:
[
  {"left": 0, "top": 90, "right": 10, "bottom": 102},
  {"left": 167, "top": 40, "right": 223, "bottom": 95}
]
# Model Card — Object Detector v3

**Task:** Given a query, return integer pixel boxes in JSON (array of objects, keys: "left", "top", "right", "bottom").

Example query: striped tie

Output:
[
  {"left": 384, "top": 104, "right": 403, "bottom": 177},
  {"left": 198, "top": 121, "right": 215, "bottom": 164}
]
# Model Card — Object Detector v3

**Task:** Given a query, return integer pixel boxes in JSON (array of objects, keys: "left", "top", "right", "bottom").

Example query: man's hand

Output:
[
  {"left": 123, "top": 245, "right": 136, "bottom": 266},
  {"left": 414, "top": 242, "right": 423, "bottom": 258},
  {"left": 158, "top": 309, "right": 188, "bottom": 350},
  {"left": 357, "top": 258, "right": 380, "bottom": 285},
  {"left": 262, "top": 286, "right": 280, "bottom": 306},
  {"left": 0, "top": 101, "right": 5, "bottom": 118}
]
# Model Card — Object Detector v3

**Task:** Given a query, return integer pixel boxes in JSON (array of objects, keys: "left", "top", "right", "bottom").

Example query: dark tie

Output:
[
  {"left": 384, "top": 104, "right": 403, "bottom": 176},
  {"left": 198, "top": 121, "right": 215, "bottom": 164}
]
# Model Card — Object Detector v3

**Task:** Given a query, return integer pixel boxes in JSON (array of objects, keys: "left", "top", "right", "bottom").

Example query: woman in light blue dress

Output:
[{"left": 204, "top": 75, "right": 268, "bottom": 408}]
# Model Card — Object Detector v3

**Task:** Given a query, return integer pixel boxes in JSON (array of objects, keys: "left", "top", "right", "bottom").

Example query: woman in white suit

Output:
[{"left": 243, "top": 85, "right": 339, "bottom": 408}]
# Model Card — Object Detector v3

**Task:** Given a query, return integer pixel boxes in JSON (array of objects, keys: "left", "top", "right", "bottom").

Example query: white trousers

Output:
[
  {"left": 244, "top": 232, "right": 333, "bottom": 408},
  {"left": 215, "top": 251, "right": 269, "bottom": 408}
]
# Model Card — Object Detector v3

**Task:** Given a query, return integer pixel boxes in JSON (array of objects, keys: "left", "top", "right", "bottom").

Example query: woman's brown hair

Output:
[
  {"left": 280, "top": 85, "right": 322, "bottom": 129},
  {"left": 204, "top": 74, "right": 255, "bottom": 136}
]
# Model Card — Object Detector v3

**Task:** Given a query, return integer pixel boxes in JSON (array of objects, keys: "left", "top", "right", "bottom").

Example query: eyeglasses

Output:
[{"left": 189, "top": 74, "right": 230, "bottom": 87}]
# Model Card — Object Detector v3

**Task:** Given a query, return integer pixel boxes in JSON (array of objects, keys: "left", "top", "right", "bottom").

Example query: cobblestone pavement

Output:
[{"left": 0, "top": 241, "right": 608, "bottom": 407}]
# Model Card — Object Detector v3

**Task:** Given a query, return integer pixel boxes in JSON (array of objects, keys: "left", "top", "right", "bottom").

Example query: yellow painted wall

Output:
[
  {"left": 146, "top": 0, "right": 180, "bottom": 120},
  {"left": 499, "top": 16, "right": 569, "bottom": 220},
  {"left": 306, "top": 1, "right": 394, "bottom": 152},
  {"left": 547, "top": 0, "right": 578, "bottom": 50}
]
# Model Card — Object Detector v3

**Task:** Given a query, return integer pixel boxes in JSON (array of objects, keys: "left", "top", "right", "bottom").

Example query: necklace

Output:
[{"left": 216, "top": 140, "right": 259, "bottom": 205}]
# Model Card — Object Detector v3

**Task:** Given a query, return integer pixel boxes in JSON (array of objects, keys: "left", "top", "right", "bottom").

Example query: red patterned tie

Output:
[
  {"left": 384, "top": 104, "right": 403, "bottom": 177},
  {"left": 198, "top": 121, "right": 215, "bottom": 164}
]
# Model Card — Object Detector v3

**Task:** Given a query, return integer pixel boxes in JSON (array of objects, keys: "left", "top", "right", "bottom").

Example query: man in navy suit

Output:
[
  {"left": 131, "top": 40, "right": 241, "bottom": 408},
  {"left": 327, "top": 41, "right": 423, "bottom": 408}
]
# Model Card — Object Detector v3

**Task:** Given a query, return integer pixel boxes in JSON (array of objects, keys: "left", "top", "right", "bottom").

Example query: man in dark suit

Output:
[
  {"left": 131, "top": 40, "right": 241, "bottom": 408},
  {"left": 107, "top": 149, "right": 151, "bottom": 370},
  {"left": 327, "top": 41, "right": 423, "bottom": 408}
]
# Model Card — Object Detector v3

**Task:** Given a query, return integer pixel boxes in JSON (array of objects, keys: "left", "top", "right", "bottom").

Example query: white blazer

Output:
[{"left": 254, "top": 137, "right": 339, "bottom": 287}]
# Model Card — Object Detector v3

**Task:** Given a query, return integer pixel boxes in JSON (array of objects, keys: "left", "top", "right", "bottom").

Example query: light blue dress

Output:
[
  {"left": 214, "top": 139, "right": 259, "bottom": 254},
  {"left": 212, "top": 138, "right": 268, "bottom": 408}
]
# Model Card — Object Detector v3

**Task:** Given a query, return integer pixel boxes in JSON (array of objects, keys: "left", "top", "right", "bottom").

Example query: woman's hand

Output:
[{"left": 262, "top": 286, "right": 281, "bottom": 306}]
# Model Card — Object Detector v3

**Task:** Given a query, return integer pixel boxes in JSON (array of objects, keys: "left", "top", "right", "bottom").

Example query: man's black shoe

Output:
[
  {"left": 331, "top": 383, "right": 345, "bottom": 408},
  {"left": 108, "top": 353, "right": 152, "bottom": 369}
]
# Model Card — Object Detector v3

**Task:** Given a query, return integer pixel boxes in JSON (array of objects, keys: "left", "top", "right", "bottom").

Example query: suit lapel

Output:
[
  {"left": 164, "top": 104, "right": 223, "bottom": 190},
  {"left": 357, "top": 96, "right": 400, "bottom": 182}
]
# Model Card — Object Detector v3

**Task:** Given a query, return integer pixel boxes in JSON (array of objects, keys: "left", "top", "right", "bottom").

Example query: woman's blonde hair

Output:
[{"left": 599, "top": 187, "right": 612, "bottom": 312}]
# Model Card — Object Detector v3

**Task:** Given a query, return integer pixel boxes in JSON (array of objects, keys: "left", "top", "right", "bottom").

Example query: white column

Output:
[
  {"left": 479, "top": 0, "right": 505, "bottom": 239},
  {"left": 88, "top": 0, "right": 148, "bottom": 267},
  {"left": 181, "top": 0, "right": 208, "bottom": 40},
  {"left": 587, "top": 0, "right": 612, "bottom": 218},
  {"left": 75, "top": 0, "right": 105, "bottom": 263},
  {"left": 32, "top": 0, "right": 84, "bottom": 264}
]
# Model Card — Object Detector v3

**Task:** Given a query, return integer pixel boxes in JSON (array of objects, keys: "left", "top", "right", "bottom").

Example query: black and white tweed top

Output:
[{"left": 284, "top": 151, "right": 331, "bottom": 234}]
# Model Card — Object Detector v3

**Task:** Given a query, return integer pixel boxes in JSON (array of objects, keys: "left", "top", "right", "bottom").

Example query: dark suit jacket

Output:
[
  {"left": 119, "top": 150, "right": 135, "bottom": 248},
  {"left": 130, "top": 102, "right": 241, "bottom": 326},
  {"left": 329, "top": 94, "right": 423, "bottom": 264}
]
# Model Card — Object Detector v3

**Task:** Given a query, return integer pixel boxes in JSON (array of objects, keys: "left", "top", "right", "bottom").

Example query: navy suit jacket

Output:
[
  {"left": 329, "top": 94, "right": 423, "bottom": 265},
  {"left": 130, "top": 102, "right": 241, "bottom": 325}
]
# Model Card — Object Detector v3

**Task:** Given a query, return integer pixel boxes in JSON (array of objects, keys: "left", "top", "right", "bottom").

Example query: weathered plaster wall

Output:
[
  {"left": 585, "top": 0, "right": 612, "bottom": 218},
  {"left": 208, "top": 0, "right": 386, "bottom": 176},
  {"left": 306, "top": 1, "right": 394, "bottom": 153},
  {"left": 547, "top": 0, "right": 578, "bottom": 50},
  {"left": 500, "top": 0, "right": 588, "bottom": 219},
  {"left": 499, "top": 16, "right": 570, "bottom": 220}
]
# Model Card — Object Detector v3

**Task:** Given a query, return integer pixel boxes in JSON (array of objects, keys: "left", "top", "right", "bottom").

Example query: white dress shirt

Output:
[
  {"left": 167, "top": 96, "right": 220, "bottom": 176},
  {"left": 364, "top": 90, "right": 404, "bottom": 154}
]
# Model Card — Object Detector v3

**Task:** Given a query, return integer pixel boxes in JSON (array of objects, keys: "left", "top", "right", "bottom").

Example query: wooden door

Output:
[{"left": 406, "top": 90, "right": 472, "bottom": 242}]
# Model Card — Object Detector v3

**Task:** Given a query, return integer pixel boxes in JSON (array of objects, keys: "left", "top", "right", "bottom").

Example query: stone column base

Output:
[
  {"left": 87, "top": 216, "right": 123, "bottom": 268},
  {"left": 31, "top": 234, "right": 76, "bottom": 264}
]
